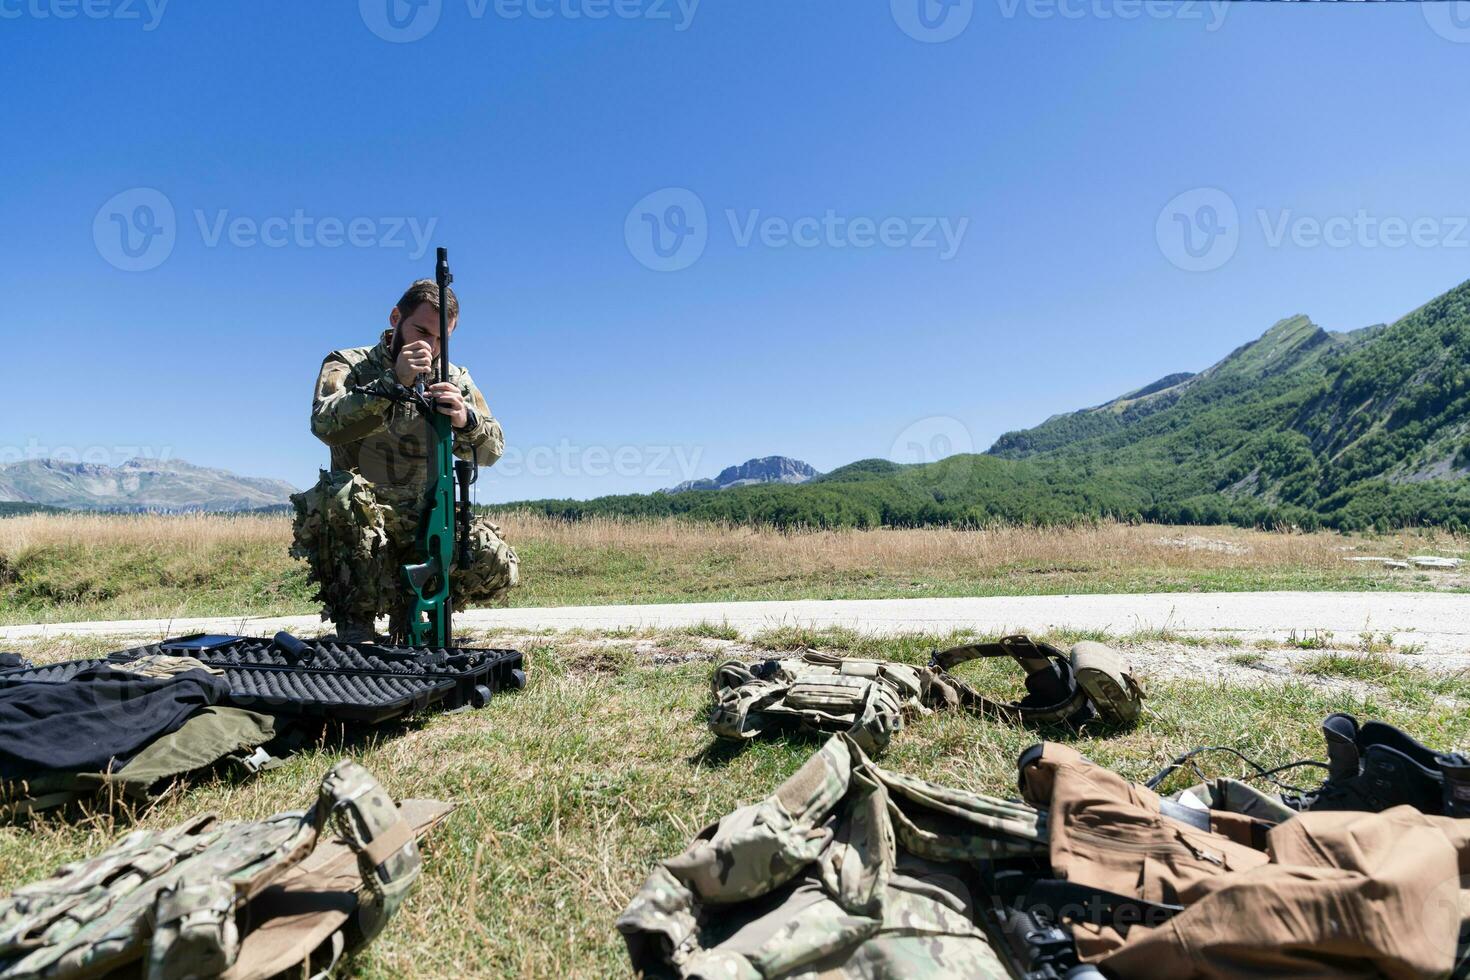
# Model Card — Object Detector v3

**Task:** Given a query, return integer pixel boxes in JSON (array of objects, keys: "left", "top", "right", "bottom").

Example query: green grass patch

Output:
[
  {"left": 1295, "top": 651, "right": 1403, "bottom": 682},
  {"left": 679, "top": 620, "right": 741, "bottom": 641}
]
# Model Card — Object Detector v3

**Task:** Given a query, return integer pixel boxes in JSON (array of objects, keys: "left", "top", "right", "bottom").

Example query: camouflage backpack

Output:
[
  {"left": 927, "top": 635, "right": 1145, "bottom": 727},
  {"left": 0, "top": 760, "right": 452, "bottom": 980},
  {"left": 709, "top": 651, "right": 931, "bottom": 755}
]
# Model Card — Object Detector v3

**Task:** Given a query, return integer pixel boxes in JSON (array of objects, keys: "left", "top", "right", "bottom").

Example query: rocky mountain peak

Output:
[{"left": 663, "top": 456, "right": 820, "bottom": 494}]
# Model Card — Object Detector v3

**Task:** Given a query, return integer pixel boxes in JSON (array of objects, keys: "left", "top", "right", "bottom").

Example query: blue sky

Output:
[{"left": 5, "top": 0, "right": 1470, "bottom": 502}]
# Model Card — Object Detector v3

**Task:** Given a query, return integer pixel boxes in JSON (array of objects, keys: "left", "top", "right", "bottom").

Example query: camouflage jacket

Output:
[
  {"left": 310, "top": 330, "right": 504, "bottom": 488},
  {"left": 617, "top": 734, "right": 1045, "bottom": 980}
]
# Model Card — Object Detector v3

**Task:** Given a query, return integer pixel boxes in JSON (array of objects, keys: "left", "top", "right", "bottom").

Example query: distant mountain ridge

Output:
[
  {"left": 525, "top": 275, "right": 1470, "bottom": 531},
  {"left": 663, "top": 456, "right": 819, "bottom": 493},
  {"left": 987, "top": 315, "right": 1380, "bottom": 460},
  {"left": 0, "top": 458, "right": 299, "bottom": 513}
]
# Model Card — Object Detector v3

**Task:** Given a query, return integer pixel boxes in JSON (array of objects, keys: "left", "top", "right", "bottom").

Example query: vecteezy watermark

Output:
[
  {"left": 193, "top": 210, "right": 439, "bottom": 258},
  {"left": 727, "top": 210, "right": 969, "bottom": 259},
  {"left": 93, "top": 188, "right": 177, "bottom": 273},
  {"left": 625, "top": 188, "right": 970, "bottom": 272},
  {"left": 890, "top": 415, "right": 975, "bottom": 466},
  {"left": 0, "top": 440, "right": 175, "bottom": 468},
  {"left": 1155, "top": 187, "right": 1240, "bottom": 273},
  {"left": 625, "top": 188, "right": 709, "bottom": 273},
  {"left": 996, "top": 0, "right": 1228, "bottom": 31},
  {"left": 986, "top": 894, "right": 1178, "bottom": 939},
  {"left": 890, "top": 415, "right": 977, "bottom": 497},
  {"left": 1157, "top": 186, "right": 1470, "bottom": 272},
  {"left": 891, "top": 0, "right": 1228, "bottom": 41},
  {"left": 1415, "top": 873, "right": 1470, "bottom": 966},
  {"left": 891, "top": 0, "right": 974, "bottom": 43},
  {"left": 0, "top": 0, "right": 168, "bottom": 30},
  {"left": 359, "top": 0, "right": 698, "bottom": 42},
  {"left": 93, "top": 188, "right": 439, "bottom": 271},
  {"left": 1257, "top": 209, "right": 1470, "bottom": 251},
  {"left": 359, "top": 0, "right": 442, "bottom": 43},
  {"left": 481, "top": 440, "right": 705, "bottom": 484},
  {"left": 1424, "top": 1, "right": 1470, "bottom": 43}
]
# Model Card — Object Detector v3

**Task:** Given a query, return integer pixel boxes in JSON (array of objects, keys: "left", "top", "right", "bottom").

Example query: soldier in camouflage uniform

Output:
[{"left": 291, "top": 278, "right": 518, "bottom": 643}]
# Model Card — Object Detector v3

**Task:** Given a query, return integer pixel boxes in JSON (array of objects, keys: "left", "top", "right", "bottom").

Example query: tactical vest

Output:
[
  {"left": 710, "top": 637, "right": 1144, "bottom": 755},
  {"left": 927, "top": 636, "right": 1145, "bottom": 727},
  {"left": 709, "top": 651, "right": 928, "bottom": 755},
  {"left": 0, "top": 760, "right": 449, "bottom": 980}
]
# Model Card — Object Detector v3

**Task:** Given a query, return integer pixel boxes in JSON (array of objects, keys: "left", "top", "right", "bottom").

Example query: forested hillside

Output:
[
  {"left": 524, "top": 454, "right": 1148, "bottom": 528},
  {"left": 525, "top": 278, "right": 1470, "bottom": 531},
  {"left": 0, "top": 502, "right": 63, "bottom": 517}
]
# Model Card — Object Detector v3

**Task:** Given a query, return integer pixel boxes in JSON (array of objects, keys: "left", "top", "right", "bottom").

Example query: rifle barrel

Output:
[{"left": 436, "top": 247, "right": 452, "bottom": 383}]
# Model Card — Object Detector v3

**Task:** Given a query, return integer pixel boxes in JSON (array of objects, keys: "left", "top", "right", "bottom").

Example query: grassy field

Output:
[
  {"left": 1, "top": 624, "right": 1466, "bottom": 977},
  {"left": 2, "top": 511, "right": 1468, "bottom": 625}
]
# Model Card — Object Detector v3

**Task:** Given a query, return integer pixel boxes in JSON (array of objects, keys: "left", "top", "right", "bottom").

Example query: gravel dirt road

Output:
[{"left": 4, "top": 591, "right": 1468, "bottom": 656}]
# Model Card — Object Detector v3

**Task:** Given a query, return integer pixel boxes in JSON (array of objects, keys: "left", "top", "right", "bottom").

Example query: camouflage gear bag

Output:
[
  {"left": 617, "top": 733, "right": 1045, "bottom": 980},
  {"left": 709, "top": 652, "right": 932, "bottom": 755},
  {"left": 0, "top": 760, "right": 451, "bottom": 980},
  {"left": 928, "top": 635, "right": 1144, "bottom": 727}
]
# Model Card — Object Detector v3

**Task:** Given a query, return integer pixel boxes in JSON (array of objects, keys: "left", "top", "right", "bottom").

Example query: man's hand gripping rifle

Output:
[{"left": 351, "top": 247, "right": 477, "bottom": 648}]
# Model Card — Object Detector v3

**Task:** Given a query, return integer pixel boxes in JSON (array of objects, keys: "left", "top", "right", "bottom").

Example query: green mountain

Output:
[
  {"left": 988, "top": 280, "right": 1470, "bottom": 529},
  {"left": 0, "top": 458, "right": 299, "bottom": 513},
  {"left": 989, "top": 314, "right": 1368, "bottom": 460},
  {"left": 526, "top": 276, "right": 1470, "bottom": 531}
]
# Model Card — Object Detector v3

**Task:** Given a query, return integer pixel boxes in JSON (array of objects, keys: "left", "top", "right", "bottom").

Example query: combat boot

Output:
[
  {"left": 1305, "top": 714, "right": 1446, "bottom": 814},
  {"left": 330, "top": 618, "right": 381, "bottom": 646},
  {"left": 1439, "top": 752, "right": 1470, "bottom": 819},
  {"left": 1321, "top": 712, "right": 1360, "bottom": 781}
]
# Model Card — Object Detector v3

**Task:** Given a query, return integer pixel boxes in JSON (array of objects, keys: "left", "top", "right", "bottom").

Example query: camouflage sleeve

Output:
[
  {"left": 452, "top": 368, "right": 505, "bottom": 467},
  {"left": 310, "top": 354, "right": 395, "bottom": 448}
]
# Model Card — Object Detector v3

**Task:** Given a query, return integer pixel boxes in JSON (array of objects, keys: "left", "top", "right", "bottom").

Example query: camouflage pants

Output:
[{"left": 290, "top": 469, "right": 519, "bottom": 627}]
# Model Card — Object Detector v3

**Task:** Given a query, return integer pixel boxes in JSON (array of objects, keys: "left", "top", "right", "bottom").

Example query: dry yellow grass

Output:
[
  {"left": 494, "top": 511, "right": 1470, "bottom": 576},
  {"left": 2, "top": 511, "right": 1467, "bottom": 625},
  {"left": 0, "top": 511, "right": 287, "bottom": 553},
  {"left": 8, "top": 510, "right": 1463, "bottom": 574}
]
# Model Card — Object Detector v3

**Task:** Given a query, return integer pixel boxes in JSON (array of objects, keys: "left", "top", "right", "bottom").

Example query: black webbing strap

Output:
[
  {"left": 930, "top": 635, "right": 1090, "bottom": 726},
  {"left": 930, "top": 635, "right": 1060, "bottom": 675}
]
